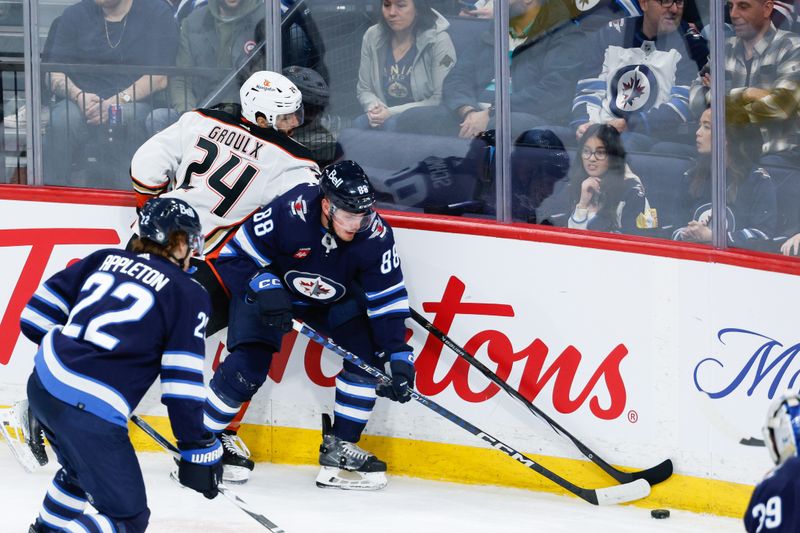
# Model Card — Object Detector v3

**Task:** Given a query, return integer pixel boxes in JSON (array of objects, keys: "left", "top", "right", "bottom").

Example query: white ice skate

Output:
[
  {"left": 316, "top": 414, "right": 387, "bottom": 491},
  {"left": 0, "top": 399, "right": 48, "bottom": 472}
]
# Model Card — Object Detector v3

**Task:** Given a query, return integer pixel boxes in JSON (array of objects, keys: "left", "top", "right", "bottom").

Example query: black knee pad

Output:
[{"left": 213, "top": 342, "right": 275, "bottom": 403}]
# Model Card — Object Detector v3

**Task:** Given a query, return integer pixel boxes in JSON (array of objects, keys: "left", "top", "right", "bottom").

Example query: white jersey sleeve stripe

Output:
[
  {"left": 36, "top": 284, "right": 70, "bottom": 315},
  {"left": 367, "top": 297, "right": 409, "bottom": 318},
  {"left": 234, "top": 227, "right": 271, "bottom": 267},
  {"left": 161, "top": 380, "right": 206, "bottom": 401},
  {"left": 161, "top": 352, "right": 204, "bottom": 373}
]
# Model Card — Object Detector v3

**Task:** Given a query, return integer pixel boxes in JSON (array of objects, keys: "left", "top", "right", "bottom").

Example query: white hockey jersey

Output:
[{"left": 131, "top": 107, "right": 319, "bottom": 257}]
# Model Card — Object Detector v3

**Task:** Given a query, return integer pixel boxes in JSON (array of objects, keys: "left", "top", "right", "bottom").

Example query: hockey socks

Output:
[
  {"left": 35, "top": 470, "right": 88, "bottom": 530},
  {"left": 332, "top": 370, "right": 377, "bottom": 443}
]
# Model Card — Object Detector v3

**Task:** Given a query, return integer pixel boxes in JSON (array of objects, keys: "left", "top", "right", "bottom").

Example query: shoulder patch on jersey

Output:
[
  {"left": 367, "top": 218, "right": 388, "bottom": 240},
  {"left": 284, "top": 271, "right": 345, "bottom": 301},
  {"left": 289, "top": 194, "right": 308, "bottom": 222}
]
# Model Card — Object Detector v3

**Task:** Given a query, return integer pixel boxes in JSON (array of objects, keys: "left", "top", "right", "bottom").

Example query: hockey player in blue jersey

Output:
[
  {"left": 21, "top": 198, "right": 221, "bottom": 532},
  {"left": 204, "top": 159, "right": 414, "bottom": 490},
  {"left": 745, "top": 392, "right": 800, "bottom": 532}
]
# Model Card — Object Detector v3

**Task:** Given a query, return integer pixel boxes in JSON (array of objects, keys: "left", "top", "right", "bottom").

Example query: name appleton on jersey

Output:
[
  {"left": 97, "top": 254, "right": 171, "bottom": 292},
  {"left": 208, "top": 125, "right": 264, "bottom": 158}
]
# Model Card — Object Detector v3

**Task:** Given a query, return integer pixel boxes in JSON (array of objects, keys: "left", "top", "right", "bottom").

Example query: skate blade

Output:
[
  {"left": 315, "top": 466, "right": 387, "bottom": 491},
  {"left": 0, "top": 402, "right": 45, "bottom": 473},
  {"left": 222, "top": 464, "right": 251, "bottom": 484}
]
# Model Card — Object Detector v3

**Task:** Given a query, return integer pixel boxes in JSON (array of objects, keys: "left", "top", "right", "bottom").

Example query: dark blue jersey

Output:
[
  {"left": 744, "top": 456, "right": 800, "bottom": 533},
  {"left": 20, "top": 249, "right": 212, "bottom": 443},
  {"left": 216, "top": 183, "right": 411, "bottom": 355}
]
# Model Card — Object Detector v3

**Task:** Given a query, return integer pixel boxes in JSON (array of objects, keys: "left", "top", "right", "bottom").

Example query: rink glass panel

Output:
[{"left": 4, "top": 0, "right": 799, "bottom": 257}]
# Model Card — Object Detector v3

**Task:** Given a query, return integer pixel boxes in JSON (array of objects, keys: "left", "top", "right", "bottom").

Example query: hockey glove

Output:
[
  {"left": 246, "top": 271, "right": 293, "bottom": 333},
  {"left": 177, "top": 438, "right": 223, "bottom": 499},
  {"left": 376, "top": 351, "right": 415, "bottom": 403}
]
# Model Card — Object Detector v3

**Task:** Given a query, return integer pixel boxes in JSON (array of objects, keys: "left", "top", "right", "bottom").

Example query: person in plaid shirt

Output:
[{"left": 690, "top": 0, "right": 800, "bottom": 165}]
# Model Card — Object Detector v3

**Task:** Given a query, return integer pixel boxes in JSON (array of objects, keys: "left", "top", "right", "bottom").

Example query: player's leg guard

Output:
[
  {"left": 332, "top": 370, "right": 378, "bottom": 443},
  {"left": 33, "top": 469, "right": 88, "bottom": 532},
  {"left": 204, "top": 342, "right": 273, "bottom": 483}
]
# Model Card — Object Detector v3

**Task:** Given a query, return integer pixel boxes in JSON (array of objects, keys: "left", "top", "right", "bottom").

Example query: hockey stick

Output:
[
  {"left": 292, "top": 319, "right": 650, "bottom": 506},
  {"left": 130, "top": 415, "right": 286, "bottom": 533},
  {"left": 409, "top": 308, "right": 673, "bottom": 487},
  {"left": 411, "top": 309, "right": 672, "bottom": 485}
]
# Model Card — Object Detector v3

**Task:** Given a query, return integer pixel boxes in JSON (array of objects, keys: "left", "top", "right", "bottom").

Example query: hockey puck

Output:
[{"left": 651, "top": 509, "right": 670, "bottom": 519}]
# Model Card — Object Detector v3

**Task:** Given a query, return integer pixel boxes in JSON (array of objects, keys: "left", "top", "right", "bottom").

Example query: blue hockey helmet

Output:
[
  {"left": 139, "top": 197, "right": 204, "bottom": 256},
  {"left": 319, "top": 161, "right": 376, "bottom": 233},
  {"left": 763, "top": 392, "right": 800, "bottom": 465}
]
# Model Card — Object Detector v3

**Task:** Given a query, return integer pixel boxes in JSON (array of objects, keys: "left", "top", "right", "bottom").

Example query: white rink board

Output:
[{"left": 0, "top": 197, "right": 793, "bottom": 489}]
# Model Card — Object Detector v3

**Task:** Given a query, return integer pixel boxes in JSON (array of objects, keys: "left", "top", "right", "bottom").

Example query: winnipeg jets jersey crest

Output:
[
  {"left": 593, "top": 44, "right": 681, "bottom": 122},
  {"left": 131, "top": 107, "right": 319, "bottom": 257}
]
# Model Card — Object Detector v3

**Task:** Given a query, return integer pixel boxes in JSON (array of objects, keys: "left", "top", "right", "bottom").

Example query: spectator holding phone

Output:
[
  {"left": 460, "top": 0, "right": 493, "bottom": 18},
  {"left": 354, "top": 0, "right": 456, "bottom": 132}
]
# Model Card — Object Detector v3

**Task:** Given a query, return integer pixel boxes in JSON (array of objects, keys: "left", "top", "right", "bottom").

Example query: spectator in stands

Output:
[
  {"left": 43, "top": 0, "right": 178, "bottom": 189},
  {"left": 149, "top": 0, "right": 327, "bottom": 134},
  {"left": 689, "top": 0, "right": 800, "bottom": 166},
  {"left": 354, "top": 0, "right": 456, "bottom": 132},
  {"left": 571, "top": 0, "right": 708, "bottom": 153},
  {"left": 537, "top": 124, "right": 656, "bottom": 232},
  {"left": 283, "top": 65, "right": 341, "bottom": 166},
  {"left": 148, "top": 0, "right": 262, "bottom": 133},
  {"left": 672, "top": 107, "right": 777, "bottom": 248},
  {"left": 403, "top": 0, "right": 583, "bottom": 139}
]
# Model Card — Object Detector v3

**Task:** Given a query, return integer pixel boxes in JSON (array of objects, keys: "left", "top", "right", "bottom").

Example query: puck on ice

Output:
[{"left": 651, "top": 509, "right": 670, "bottom": 519}]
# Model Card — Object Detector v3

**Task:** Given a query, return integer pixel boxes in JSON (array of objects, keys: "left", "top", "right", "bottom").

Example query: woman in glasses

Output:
[{"left": 561, "top": 124, "right": 654, "bottom": 232}]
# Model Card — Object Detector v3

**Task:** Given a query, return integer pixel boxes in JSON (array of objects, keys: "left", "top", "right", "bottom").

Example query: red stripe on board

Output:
[
  {"left": 0, "top": 184, "right": 135, "bottom": 206},
  {"left": 381, "top": 210, "right": 800, "bottom": 277},
  {"left": 1, "top": 185, "right": 799, "bottom": 276}
]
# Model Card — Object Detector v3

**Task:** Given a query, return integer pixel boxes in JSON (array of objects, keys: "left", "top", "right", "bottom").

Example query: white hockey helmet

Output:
[
  {"left": 239, "top": 70, "right": 304, "bottom": 131},
  {"left": 763, "top": 392, "right": 800, "bottom": 465}
]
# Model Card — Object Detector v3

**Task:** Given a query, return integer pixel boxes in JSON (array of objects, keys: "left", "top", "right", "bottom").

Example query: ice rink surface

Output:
[{"left": 1, "top": 452, "right": 743, "bottom": 532}]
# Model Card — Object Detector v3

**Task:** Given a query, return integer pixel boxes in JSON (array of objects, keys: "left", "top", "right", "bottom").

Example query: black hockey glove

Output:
[
  {"left": 376, "top": 351, "right": 415, "bottom": 403},
  {"left": 177, "top": 438, "right": 223, "bottom": 499},
  {"left": 246, "top": 271, "right": 293, "bottom": 333}
]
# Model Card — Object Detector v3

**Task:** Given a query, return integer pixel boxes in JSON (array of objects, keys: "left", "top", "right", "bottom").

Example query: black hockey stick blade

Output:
[
  {"left": 292, "top": 319, "right": 651, "bottom": 506},
  {"left": 409, "top": 308, "right": 673, "bottom": 487},
  {"left": 130, "top": 415, "right": 287, "bottom": 532}
]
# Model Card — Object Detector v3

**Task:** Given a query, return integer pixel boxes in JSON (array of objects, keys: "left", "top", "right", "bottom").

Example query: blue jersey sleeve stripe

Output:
[
  {"left": 235, "top": 226, "right": 271, "bottom": 267},
  {"left": 35, "top": 331, "right": 130, "bottom": 428},
  {"left": 365, "top": 281, "right": 406, "bottom": 301}
]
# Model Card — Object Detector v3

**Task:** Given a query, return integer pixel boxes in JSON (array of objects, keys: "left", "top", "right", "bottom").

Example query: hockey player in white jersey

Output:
[
  {"left": 131, "top": 70, "right": 319, "bottom": 258},
  {"left": 131, "top": 70, "right": 319, "bottom": 482}
]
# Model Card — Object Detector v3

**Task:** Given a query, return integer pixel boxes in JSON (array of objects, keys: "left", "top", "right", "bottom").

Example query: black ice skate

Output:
[
  {"left": 220, "top": 429, "right": 254, "bottom": 484},
  {"left": 0, "top": 399, "right": 48, "bottom": 472},
  {"left": 316, "top": 413, "right": 387, "bottom": 490}
]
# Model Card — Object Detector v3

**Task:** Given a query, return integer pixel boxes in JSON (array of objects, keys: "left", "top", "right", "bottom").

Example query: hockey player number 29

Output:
[
  {"left": 62, "top": 272, "right": 155, "bottom": 351},
  {"left": 183, "top": 137, "right": 259, "bottom": 218},
  {"left": 752, "top": 496, "right": 782, "bottom": 532}
]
